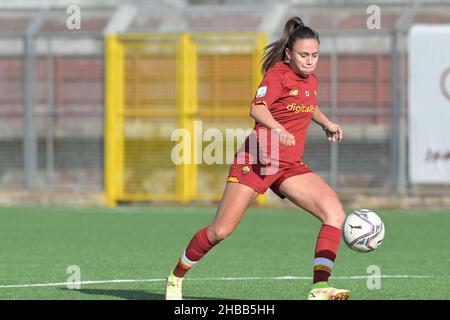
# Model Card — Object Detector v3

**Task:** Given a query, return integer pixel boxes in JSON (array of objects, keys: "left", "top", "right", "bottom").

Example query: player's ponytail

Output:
[{"left": 261, "top": 17, "right": 320, "bottom": 75}]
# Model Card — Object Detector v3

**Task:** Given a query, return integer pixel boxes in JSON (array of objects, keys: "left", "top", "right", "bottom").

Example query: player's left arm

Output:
[{"left": 312, "top": 106, "right": 343, "bottom": 142}]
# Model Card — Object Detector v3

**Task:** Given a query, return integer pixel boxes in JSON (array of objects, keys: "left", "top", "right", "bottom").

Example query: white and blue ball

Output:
[{"left": 342, "top": 209, "right": 385, "bottom": 253}]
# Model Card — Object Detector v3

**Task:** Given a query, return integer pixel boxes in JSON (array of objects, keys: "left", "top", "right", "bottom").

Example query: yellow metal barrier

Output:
[
  {"left": 105, "top": 33, "right": 267, "bottom": 206},
  {"left": 105, "top": 35, "right": 125, "bottom": 207},
  {"left": 176, "top": 34, "right": 198, "bottom": 203}
]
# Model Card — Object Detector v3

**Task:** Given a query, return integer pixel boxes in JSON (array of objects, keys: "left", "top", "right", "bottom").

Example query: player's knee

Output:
[
  {"left": 321, "top": 202, "right": 346, "bottom": 228},
  {"left": 327, "top": 211, "right": 345, "bottom": 227},
  {"left": 336, "top": 210, "right": 346, "bottom": 226},
  {"left": 208, "top": 226, "right": 233, "bottom": 243}
]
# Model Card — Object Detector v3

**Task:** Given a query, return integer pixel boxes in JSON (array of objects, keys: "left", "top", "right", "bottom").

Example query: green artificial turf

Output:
[{"left": 0, "top": 206, "right": 448, "bottom": 300}]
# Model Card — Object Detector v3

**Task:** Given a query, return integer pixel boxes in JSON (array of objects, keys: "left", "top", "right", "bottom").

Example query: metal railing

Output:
[{"left": 1, "top": 1, "right": 450, "bottom": 203}]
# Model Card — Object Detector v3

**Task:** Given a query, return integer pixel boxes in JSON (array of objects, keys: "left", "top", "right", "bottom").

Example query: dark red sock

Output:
[
  {"left": 172, "top": 227, "right": 216, "bottom": 278},
  {"left": 313, "top": 224, "right": 341, "bottom": 284}
]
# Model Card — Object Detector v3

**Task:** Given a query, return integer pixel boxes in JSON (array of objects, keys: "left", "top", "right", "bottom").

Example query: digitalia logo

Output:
[{"left": 286, "top": 103, "right": 316, "bottom": 114}]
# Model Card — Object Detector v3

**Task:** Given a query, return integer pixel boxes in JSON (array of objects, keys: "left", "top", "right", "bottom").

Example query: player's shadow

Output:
[{"left": 59, "top": 288, "right": 226, "bottom": 300}]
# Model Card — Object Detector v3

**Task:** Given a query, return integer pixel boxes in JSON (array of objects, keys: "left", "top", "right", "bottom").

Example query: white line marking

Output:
[{"left": 0, "top": 275, "right": 434, "bottom": 289}]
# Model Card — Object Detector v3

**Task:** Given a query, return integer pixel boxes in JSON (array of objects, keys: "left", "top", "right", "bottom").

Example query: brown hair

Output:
[{"left": 261, "top": 17, "right": 320, "bottom": 75}]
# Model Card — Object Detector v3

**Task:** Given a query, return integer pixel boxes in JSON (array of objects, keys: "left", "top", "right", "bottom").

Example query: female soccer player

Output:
[{"left": 166, "top": 17, "right": 350, "bottom": 300}]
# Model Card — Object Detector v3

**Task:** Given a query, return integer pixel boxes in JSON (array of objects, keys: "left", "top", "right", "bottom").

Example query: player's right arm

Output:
[
  {"left": 249, "top": 104, "right": 296, "bottom": 146},
  {"left": 250, "top": 73, "right": 296, "bottom": 147}
]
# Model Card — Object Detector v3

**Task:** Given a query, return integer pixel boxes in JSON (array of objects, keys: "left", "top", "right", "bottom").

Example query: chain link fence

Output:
[{"left": 1, "top": 1, "right": 450, "bottom": 203}]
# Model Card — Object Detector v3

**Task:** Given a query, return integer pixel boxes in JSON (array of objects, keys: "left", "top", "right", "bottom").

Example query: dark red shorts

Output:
[{"left": 227, "top": 161, "right": 313, "bottom": 199}]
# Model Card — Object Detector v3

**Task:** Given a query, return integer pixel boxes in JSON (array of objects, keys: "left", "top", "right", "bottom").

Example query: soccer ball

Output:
[{"left": 342, "top": 209, "right": 385, "bottom": 252}]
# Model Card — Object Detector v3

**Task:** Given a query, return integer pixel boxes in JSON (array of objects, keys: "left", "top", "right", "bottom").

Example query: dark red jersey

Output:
[{"left": 242, "top": 61, "right": 318, "bottom": 168}]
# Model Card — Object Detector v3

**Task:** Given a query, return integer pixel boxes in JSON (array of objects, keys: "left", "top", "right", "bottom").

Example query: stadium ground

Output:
[{"left": 0, "top": 205, "right": 448, "bottom": 300}]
